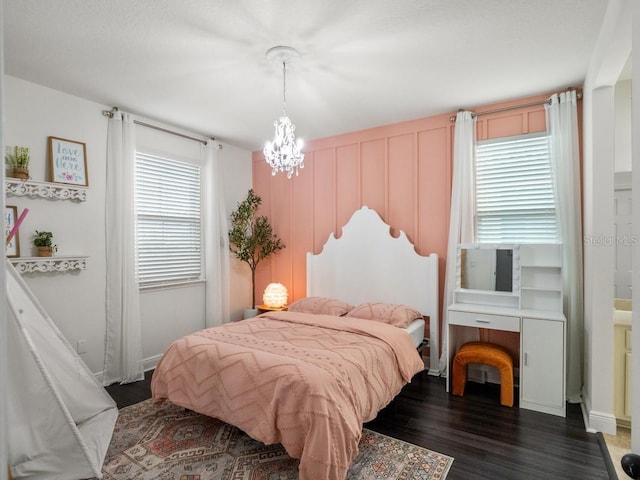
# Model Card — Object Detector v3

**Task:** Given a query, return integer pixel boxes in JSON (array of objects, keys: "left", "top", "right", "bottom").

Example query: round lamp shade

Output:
[{"left": 263, "top": 283, "right": 288, "bottom": 308}]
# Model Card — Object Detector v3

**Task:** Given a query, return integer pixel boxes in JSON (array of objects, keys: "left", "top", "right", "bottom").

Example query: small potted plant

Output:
[
  {"left": 5, "top": 146, "right": 31, "bottom": 180},
  {"left": 229, "top": 189, "right": 285, "bottom": 318},
  {"left": 33, "top": 230, "right": 57, "bottom": 257}
]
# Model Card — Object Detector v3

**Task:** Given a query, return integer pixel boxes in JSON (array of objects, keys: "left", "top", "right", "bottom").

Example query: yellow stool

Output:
[{"left": 452, "top": 341, "right": 514, "bottom": 407}]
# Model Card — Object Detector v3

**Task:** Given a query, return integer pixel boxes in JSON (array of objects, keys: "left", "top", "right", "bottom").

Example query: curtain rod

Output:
[
  {"left": 102, "top": 108, "right": 214, "bottom": 146},
  {"left": 449, "top": 91, "right": 583, "bottom": 122}
]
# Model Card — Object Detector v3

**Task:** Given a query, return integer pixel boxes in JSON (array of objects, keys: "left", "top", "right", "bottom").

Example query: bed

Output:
[{"left": 151, "top": 206, "right": 439, "bottom": 480}]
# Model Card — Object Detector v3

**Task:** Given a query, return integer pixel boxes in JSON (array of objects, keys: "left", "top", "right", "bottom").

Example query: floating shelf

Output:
[
  {"left": 5, "top": 178, "right": 87, "bottom": 202},
  {"left": 9, "top": 256, "right": 88, "bottom": 274}
]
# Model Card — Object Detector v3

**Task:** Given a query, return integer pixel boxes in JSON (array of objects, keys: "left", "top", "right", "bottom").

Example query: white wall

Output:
[
  {"left": 0, "top": 7, "right": 8, "bottom": 478},
  {"left": 582, "top": 0, "right": 632, "bottom": 436},
  {"left": 615, "top": 79, "right": 632, "bottom": 173},
  {"left": 631, "top": 0, "right": 640, "bottom": 454},
  {"left": 218, "top": 143, "right": 254, "bottom": 322},
  {"left": 5, "top": 75, "right": 110, "bottom": 374},
  {"left": 135, "top": 124, "right": 209, "bottom": 367},
  {"left": 4, "top": 75, "right": 253, "bottom": 375},
  {"left": 582, "top": 86, "right": 616, "bottom": 433}
]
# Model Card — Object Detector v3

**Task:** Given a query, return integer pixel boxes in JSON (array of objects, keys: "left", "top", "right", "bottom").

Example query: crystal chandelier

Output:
[{"left": 263, "top": 46, "right": 304, "bottom": 179}]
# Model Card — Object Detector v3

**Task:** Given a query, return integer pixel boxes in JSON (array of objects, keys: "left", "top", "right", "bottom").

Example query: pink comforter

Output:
[{"left": 151, "top": 311, "right": 424, "bottom": 479}]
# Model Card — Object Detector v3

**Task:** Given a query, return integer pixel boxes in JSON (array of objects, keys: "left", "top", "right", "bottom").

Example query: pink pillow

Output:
[
  {"left": 345, "top": 303, "right": 423, "bottom": 328},
  {"left": 287, "top": 297, "right": 353, "bottom": 316}
]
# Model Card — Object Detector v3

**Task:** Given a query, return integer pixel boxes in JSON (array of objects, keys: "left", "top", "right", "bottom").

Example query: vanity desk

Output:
[{"left": 447, "top": 244, "right": 566, "bottom": 417}]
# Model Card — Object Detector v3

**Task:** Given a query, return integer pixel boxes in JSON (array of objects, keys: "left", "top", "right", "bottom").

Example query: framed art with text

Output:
[
  {"left": 5, "top": 206, "right": 20, "bottom": 258},
  {"left": 49, "top": 136, "right": 88, "bottom": 186}
]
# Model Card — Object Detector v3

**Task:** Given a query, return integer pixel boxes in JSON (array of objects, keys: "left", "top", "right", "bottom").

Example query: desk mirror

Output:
[{"left": 459, "top": 245, "right": 515, "bottom": 292}]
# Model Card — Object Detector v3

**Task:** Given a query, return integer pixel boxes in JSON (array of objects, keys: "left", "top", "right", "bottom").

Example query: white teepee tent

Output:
[{"left": 5, "top": 260, "right": 117, "bottom": 479}]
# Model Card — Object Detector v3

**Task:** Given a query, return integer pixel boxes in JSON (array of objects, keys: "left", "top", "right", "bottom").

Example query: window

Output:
[
  {"left": 475, "top": 133, "right": 557, "bottom": 243},
  {"left": 135, "top": 152, "right": 202, "bottom": 286}
]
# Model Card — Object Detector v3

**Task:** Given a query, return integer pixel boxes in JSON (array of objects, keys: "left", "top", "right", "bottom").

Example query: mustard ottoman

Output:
[{"left": 452, "top": 341, "right": 514, "bottom": 407}]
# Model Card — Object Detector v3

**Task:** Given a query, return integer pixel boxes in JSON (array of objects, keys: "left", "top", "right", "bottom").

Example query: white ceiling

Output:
[{"left": 3, "top": 0, "right": 608, "bottom": 151}]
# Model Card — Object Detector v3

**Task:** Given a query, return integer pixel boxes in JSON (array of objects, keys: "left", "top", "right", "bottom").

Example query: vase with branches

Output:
[{"left": 229, "top": 189, "right": 285, "bottom": 311}]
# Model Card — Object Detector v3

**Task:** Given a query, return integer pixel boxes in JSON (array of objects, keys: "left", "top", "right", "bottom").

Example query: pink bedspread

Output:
[{"left": 151, "top": 311, "right": 424, "bottom": 479}]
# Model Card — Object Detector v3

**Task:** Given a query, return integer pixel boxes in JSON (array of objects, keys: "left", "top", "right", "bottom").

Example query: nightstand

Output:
[{"left": 257, "top": 304, "right": 288, "bottom": 314}]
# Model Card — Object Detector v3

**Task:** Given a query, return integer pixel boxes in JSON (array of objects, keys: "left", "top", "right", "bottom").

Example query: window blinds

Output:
[
  {"left": 135, "top": 152, "right": 202, "bottom": 286},
  {"left": 475, "top": 133, "right": 558, "bottom": 243}
]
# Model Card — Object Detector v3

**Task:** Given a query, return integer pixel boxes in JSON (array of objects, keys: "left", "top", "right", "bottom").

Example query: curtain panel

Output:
[
  {"left": 545, "top": 90, "right": 584, "bottom": 402},
  {"left": 439, "top": 111, "right": 477, "bottom": 374},
  {"left": 203, "top": 140, "right": 230, "bottom": 328},
  {"left": 103, "top": 112, "right": 145, "bottom": 385}
]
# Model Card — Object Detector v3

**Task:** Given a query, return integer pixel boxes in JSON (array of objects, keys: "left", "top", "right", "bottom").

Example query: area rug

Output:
[{"left": 99, "top": 398, "right": 454, "bottom": 480}]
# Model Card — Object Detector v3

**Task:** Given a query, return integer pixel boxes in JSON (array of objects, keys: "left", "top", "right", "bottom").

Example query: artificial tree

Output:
[{"left": 228, "top": 189, "right": 285, "bottom": 309}]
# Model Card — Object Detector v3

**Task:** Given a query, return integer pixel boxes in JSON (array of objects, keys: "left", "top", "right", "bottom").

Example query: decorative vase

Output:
[
  {"left": 37, "top": 246, "right": 53, "bottom": 257},
  {"left": 243, "top": 308, "right": 259, "bottom": 319},
  {"left": 12, "top": 167, "right": 29, "bottom": 180}
]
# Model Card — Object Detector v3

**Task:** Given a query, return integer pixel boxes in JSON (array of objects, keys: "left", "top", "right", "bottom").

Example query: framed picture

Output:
[
  {"left": 5, "top": 206, "right": 20, "bottom": 258},
  {"left": 49, "top": 136, "right": 88, "bottom": 186}
]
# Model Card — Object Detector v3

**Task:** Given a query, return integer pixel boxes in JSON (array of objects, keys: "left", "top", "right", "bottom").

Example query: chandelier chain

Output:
[{"left": 282, "top": 61, "right": 286, "bottom": 113}]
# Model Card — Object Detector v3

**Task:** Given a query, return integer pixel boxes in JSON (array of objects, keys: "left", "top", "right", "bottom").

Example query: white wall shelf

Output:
[
  {"left": 5, "top": 178, "right": 87, "bottom": 202},
  {"left": 9, "top": 256, "right": 88, "bottom": 274},
  {"left": 520, "top": 244, "right": 563, "bottom": 312}
]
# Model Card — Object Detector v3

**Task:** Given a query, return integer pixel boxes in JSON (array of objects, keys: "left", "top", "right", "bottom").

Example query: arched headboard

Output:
[{"left": 307, "top": 206, "right": 439, "bottom": 375}]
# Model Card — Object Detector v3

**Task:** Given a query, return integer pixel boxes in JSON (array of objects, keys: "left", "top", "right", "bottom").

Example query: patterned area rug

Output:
[{"left": 99, "top": 399, "right": 453, "bottom": 480}]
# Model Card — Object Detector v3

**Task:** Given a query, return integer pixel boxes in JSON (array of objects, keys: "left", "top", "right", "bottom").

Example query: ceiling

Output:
[{"left": 3, "top": 0, "right": 609, "bottom": 151}]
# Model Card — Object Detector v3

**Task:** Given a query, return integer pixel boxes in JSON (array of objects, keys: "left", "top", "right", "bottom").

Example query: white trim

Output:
[
  {"left": 143, "top": 354, "right": 163, "bottom": 372},
  {"left": 95, "top": 353, "right": 161, "bottom": 385},
  {"left": 588, "top": 410, "right": 618, "bottom": 435},
  {"left": 581, "top": 385, "right": 617, "bottom": 434}
]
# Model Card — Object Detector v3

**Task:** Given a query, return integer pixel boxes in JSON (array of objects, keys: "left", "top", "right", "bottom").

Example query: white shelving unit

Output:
[
  {"left": 6, "top": 178, "right": 88, "bottom": 273},
  {"left": 519, "top": 244, "right": 563, "bottom": 312},
  {"left": 9, "top": 256, "right": 88, "bottom": 274},
  {"left": 5, "top": 178, "right": 87, "bottom": 202}
]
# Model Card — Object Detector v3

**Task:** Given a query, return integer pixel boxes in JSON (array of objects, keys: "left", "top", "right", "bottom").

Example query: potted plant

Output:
[
  {"left": 33, "top": 230, "right": 57, "bottom": 257},
  {"left": 229, "top": 189, "right": 285, "bottom": 318},
  {"left": 5, "top": 146, "right": 31, "bottom": 180}
]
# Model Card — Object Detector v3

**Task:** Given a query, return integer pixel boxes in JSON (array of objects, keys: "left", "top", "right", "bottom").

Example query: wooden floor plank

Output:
[{"left": 105, "top": 370, "right": 611, "bottom": 480}]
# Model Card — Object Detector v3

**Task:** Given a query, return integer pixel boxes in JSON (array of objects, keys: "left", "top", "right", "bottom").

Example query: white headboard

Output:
[{"left": 307, "top": 206, "right": 439, "bottom": 375}]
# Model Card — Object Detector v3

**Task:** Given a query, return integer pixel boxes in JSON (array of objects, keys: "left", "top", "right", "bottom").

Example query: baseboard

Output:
[
  {"left": 94, "top": 354, "right": 162, "bottom": 385},
  {"left": 581, "top": 386, "right": 617, "bottom": 434},
  {"left": 588, "top": 410, "right": 618, "bottom": 435},
  {"left": 143, "top": 354, "right": 162, "bottom": 372}
]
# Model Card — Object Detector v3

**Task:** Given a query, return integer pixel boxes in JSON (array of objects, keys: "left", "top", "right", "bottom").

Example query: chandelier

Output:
[{"left": 263, "top": 46, "right": 304, "bottom": 179}]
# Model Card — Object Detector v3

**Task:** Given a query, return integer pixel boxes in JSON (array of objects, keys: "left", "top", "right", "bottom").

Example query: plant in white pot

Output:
[{"left": 229, "top": 189, "right": 285, "bottom": 318}]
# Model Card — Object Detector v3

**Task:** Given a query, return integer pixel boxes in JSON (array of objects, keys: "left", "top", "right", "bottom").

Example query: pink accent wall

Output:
[{"left": 252, "top": 91, "right": 579, "bottom": 351}]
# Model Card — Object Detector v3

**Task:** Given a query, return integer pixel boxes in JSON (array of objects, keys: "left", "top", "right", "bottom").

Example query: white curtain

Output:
[
  {"left": 103, "top": 111, "right": 145, "bottom": 385},
  {"left": 439, "top": 111, "right": 477, "bottom": 374},
  {"left": 202, "top": 140, "right": 230, "bottom": 327},
  {"left": 545, "top": 91, "right": 583, "bottom": 402}
]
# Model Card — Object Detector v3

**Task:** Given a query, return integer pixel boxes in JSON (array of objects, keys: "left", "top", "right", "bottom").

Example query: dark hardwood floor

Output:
[{"left": 106, "top": 370, "right": 614, "bottom": 480}]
